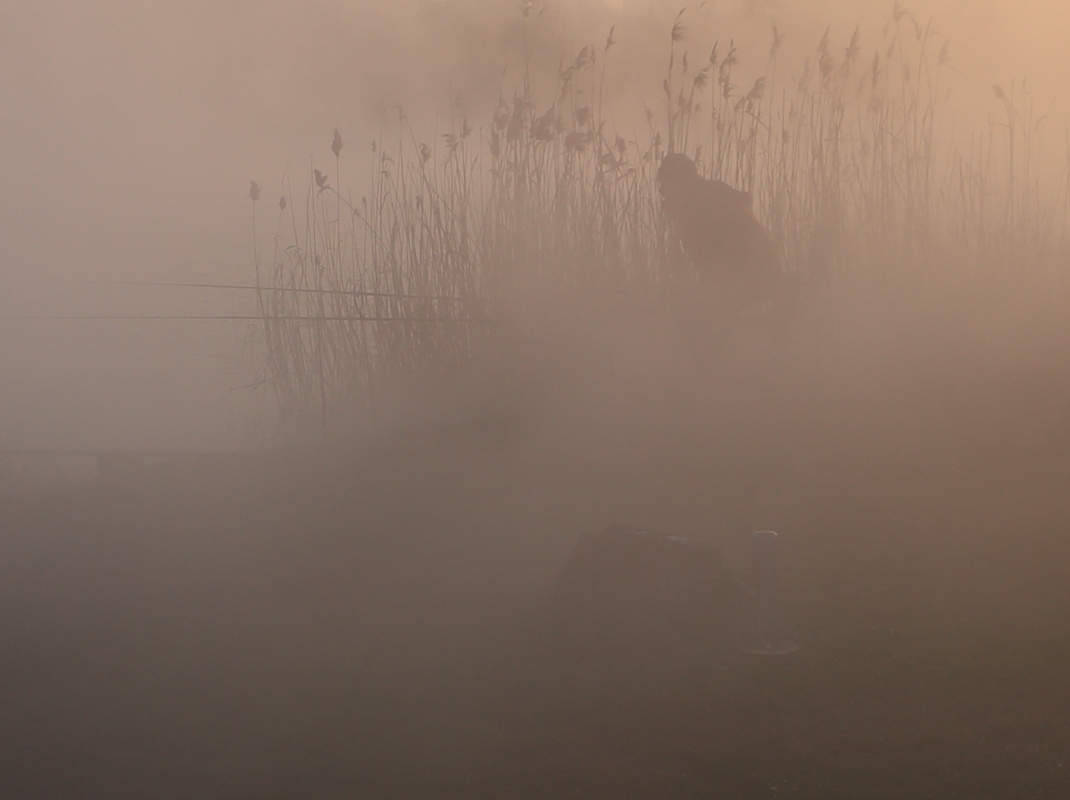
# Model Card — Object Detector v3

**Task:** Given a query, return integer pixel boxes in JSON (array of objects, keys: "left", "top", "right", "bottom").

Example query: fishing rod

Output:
[
  {"left": 0, "top": 314, "right": 496, "bottom": 322},
  {"left": 63, "top": 279, "right": 493, "bottom": 305}
]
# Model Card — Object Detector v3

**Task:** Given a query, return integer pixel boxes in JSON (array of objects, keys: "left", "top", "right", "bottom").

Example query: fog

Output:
[
  {"left": 2, "top": 1, "right": 1070, "bottom": 798},
  {"left": 2, "top": 0, "right": 1070, "bottom": 452}
]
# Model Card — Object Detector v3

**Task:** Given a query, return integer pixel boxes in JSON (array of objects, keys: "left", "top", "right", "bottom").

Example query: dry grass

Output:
[{"left": 250, "top": 6, "right": 1070, "bottom": 437}]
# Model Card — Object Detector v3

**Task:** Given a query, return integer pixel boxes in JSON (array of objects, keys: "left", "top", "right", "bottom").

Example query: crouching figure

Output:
[{"left": 657, "top": 153, "right": 783, "bottom": 314}]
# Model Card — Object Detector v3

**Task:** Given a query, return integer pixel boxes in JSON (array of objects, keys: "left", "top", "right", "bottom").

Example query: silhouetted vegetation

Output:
[{"left": 250, "top": 6, "right": 1068, "bottom": 436}]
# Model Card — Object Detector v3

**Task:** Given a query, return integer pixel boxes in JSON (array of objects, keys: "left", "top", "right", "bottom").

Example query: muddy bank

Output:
[{"left": 3, "top": 317, "right": 1070, "bottom": 798}]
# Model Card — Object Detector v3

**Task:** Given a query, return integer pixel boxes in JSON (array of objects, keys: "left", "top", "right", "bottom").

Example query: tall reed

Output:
[{"left": 251, "top": 6, "right": 1070, "bottom": 438}]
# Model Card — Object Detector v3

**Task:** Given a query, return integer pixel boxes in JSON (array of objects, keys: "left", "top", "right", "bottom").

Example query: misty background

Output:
[
  {"left": 4, "top": 4, "right": 1070, "bottom": 797},
  {"left": 1, "top": 0, "right": 1068, "bottom": 457}
]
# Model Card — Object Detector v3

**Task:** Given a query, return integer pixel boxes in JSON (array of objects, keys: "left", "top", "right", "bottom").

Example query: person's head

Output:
[{"left": 657, "top": 153, "right": 699, "bottom": 186}]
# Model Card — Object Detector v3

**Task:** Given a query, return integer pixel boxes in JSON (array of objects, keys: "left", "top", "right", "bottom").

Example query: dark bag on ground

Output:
[{"left": 551, "top": 524, "right": 744, "bottom": 656}]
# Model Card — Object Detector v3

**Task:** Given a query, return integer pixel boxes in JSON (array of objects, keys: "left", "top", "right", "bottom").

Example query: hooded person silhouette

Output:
[{"left": 657, "top": 153, "right": 781, "bottom": 311}]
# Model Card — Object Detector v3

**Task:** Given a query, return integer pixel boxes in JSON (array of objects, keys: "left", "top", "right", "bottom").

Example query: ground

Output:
[{"left": 2, "top": 297, "right": 1070, "bottom": 799}]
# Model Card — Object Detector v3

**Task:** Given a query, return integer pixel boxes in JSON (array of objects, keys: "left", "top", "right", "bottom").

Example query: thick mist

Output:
[
  {"left": 2, "top": 0, "right": 1070, "bottom": 452},
  {"left": 2, "top": 2, "right": 1070, "bottom": 798}
]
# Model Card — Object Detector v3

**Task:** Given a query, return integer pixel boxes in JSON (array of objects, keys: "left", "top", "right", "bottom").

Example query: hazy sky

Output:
[
  {"left": 0, "top": 0, "right": 1067, "bottom": 451},
  {"left": 1, "top": 0, "right": 1066, "bottom": 284}
]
